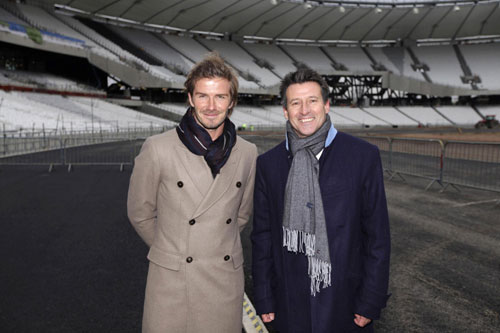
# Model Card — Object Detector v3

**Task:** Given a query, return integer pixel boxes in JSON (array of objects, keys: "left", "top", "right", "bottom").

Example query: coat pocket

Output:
[
  {"left": 232, "top": 250, "right": 244, "bottom": 269},
  {"left": 147, "top": 246, "right": 181, "bottom": 271}
]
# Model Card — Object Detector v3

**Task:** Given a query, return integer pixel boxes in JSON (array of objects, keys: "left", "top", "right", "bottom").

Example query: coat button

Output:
[
  {"left": 186, "top": 257, "right": 193, "bottom": 263},
  {"left": 224, "top": 255, "right": 230, "bottom": 261},
  {"left": 177, "top": 181, "right": 183, "bottom": 188},
  {"left": 236, "top": 181, "right": 242, "bottom": 188},
  {"left": 189, "top": 219, "right": 196, "bottom": 225},
  {"left": 226, "top": 218, "right": 232, "bottom": 224}
]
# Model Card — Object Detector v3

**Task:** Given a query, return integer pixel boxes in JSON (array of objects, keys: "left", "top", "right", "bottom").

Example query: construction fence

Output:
[
  {"left": 361, "top": 136, "right": 500, "bottom": 193},
  {"left": 0, "top": 126, "right": 169, "bottom": 171},
  {"left": 1, "top": 130, "right": 499, "bottom": 193}
]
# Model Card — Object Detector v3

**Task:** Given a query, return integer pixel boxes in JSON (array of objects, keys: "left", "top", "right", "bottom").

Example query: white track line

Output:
[
  {"left": 452, "top": 199, "right": 500, "bottom": 207},
  {"left": 242, "top": 292, "right": 268, "bottom": 333}
]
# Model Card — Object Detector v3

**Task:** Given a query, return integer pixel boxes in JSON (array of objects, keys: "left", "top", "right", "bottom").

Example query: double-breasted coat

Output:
[
  {"left": 127, "top": 129, "right": 257, "bottom": 332},
  {"left": 251, "top": 132, "right": 391, "bottom": 332}
]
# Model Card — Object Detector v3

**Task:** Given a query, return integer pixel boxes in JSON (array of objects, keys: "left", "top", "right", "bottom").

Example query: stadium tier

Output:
[
  {"left": 460, "top": 43, "right": 500, "bottom": 91},
  {"left": 240, "top": 43, "right": 295, "bottom": 79},
  {"left": 197, "top": 38, "right": 281, "bottom": 87},
  {"left": 0, "top": 90, "right": 173, "bottom": 131},
  {"left": 412, "top": 45, "right": 466, "bottom": 88},
  {"left": 0, "top": 6, "right": 25, "bottom": 25},
  {"left": 0, "top": 69, "right": 101, "bottom": 93},
  {"left": 2, "top": 0, "right": 500, "bottom": 134},
  {"left": 476, "top": 106, "right": 500, "bottom": 119},
  {"left": 397, "top": 106, "right": 452, "bottom": 126},
  {"left": 322, "top": 46, "right": 373, "bottom": 73},
  {"left": 105, "top": 25, "right": 188, "bottom": 81},
  {"left": 281, "top": 44, "right": 336, "bottom": 75},
  {"left": 362, "top": 107, "right": 419, "bottom": 127},
  {"left": 2, "top": 1, "right": 500, "bottom": 92},
  {"left": 434, "top": 106, "right": 483, "bottom": 126}
]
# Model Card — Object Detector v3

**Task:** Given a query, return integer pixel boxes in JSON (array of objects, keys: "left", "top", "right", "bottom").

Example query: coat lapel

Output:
[
  {"left": 191, "top": 145, "right": 241, "bottom": 219},
  {"left": 175, "top": 145, "right": 212, "bottom": 200}
]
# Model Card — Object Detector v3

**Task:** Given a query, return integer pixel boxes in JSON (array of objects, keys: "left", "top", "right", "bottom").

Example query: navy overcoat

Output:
[{"left": 251, "top": 132, "right": 391, "bottom": 332}]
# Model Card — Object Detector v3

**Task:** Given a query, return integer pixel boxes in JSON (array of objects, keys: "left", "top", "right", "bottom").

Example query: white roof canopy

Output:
[{"left": 31, "top": 0, "right": 500, "bottom": 42}]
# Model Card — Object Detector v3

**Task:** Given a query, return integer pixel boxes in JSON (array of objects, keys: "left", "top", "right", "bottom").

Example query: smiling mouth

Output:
[{"left": 300, "top": 118, "right": 314, "bottom": 123}]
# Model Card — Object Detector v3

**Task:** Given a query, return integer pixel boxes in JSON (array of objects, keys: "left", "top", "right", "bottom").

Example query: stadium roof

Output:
[{"left": 37, "top": 0, "right": 500, "bottom": 43}]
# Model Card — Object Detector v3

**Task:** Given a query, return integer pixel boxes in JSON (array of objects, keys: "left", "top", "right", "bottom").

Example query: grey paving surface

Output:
[
  {"left": 375, "top": 176, "right": 500, "bottom": 332},
  {"left": 0, "top": 137, "right": 499, "bottom": 332}
]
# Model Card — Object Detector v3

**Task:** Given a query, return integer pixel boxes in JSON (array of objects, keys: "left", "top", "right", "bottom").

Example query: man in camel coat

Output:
[{"left": 128, "top": 53, "right": 257, "bottom": 332}]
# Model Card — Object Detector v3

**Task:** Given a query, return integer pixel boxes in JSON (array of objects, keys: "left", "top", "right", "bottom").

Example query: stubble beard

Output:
[{"left": 193, "top": 109, "right": 227, "bottom": 131}]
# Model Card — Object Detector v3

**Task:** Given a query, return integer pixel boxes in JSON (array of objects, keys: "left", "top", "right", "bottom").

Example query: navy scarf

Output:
[{"left": 176, "top": 107, "right": 237, "bottom": 178}]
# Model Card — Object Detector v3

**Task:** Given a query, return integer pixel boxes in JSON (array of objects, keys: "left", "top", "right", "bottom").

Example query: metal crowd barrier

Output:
[
  {"left": 2, "top": 131, "right": 500, "bottom": 193},
  {"left": 360, "top": 136, "right": 500, "bottom": 193},
  {"left": 442, "top": 141, "right": 500, "bottom": 192},
  {"left": 0, "top": 127, "right": 164, "bottom": 171}
]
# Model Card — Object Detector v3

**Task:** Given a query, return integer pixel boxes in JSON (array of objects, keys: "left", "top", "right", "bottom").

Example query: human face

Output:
[
  {"left": 283, "top": 81, "right": 329, "bottom": 138},
  {"left": 188, "top": 77, "right": 233, "bottom": 140}
]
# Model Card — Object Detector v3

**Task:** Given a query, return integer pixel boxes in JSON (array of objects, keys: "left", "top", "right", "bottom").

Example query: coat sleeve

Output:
[
  {"left": 237, "top": 144, "right": 258, "bottom": 232},
  {"left": 127, "top": 138, "right": 161, "bottom": 247},
  {"left": 251, "top": 156, "right": 276, "bottom": 315},
  {"left": 354, "top": 146, "right": 391, "bottom": 320}
]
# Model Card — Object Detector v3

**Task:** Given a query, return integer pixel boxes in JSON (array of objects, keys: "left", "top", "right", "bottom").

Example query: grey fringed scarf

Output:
[{"left": 283, "top": 117, "right": 332, "bottom": 296}]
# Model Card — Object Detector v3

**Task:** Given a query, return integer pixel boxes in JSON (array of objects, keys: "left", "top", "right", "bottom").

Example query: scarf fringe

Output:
[
  {"left": 308, "top": 257, "right": 332, "bottom": 296},
  {"left": 282, "top": 227, "right": 315, "bottom": 256},
  {"left": 283, "top": 227, "right": 332, "bottom": 296}
]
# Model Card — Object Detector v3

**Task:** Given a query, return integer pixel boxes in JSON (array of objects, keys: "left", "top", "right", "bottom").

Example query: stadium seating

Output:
[
  {"left": 459, "top": 44, "right": 500, "bottom": 90},
  {"left": 16, "top": 3, "right": 87, "bottom": 46},
  {"left": 240, "top": 43, "right": 295, "bottom": 79},
  {"left": 368, "top": 47, "right": 424, "bottom": 81},
  {"left": 54, "top": 14, "right": 173, "bottom": 80},
  {"left": 281, "top": 44, "right": 335, "bottom": 75},
  {"left": 69, "top": 97, "right": 175, "bottom": 128},
  {"left": 0, "top": 6, "right": 26, "bottom": 25},
  {"left": 1, "top": 89, "right": 92, "bottom": 131},
  {"left": 333, "top": 107, "right": 389, "bottom": 127},
  {"left": 3, "top": 2, "right": 500, "bottom": 134},
  {"left": 412, "top": 45, "right": 466, "bottom": 88},
  {"left": 198, "top": 39, "right": 281, "bottom": 87},
  {"left": 397, "top": 106, "right": 452, "bottom": 126},
  {"left": 233, "top": 105, "right": 284, "bottom": 127},
  {"left": 476, "top": 106, "right": 500, "bottom": 119},
  {"left": 323, "top": 46, "right": 373, "bottom": 73},
  {"left": 0, "top": 69, "right": 100, "bottom": 93},
  {"left": 434, "top": 106, "right": 482, "bottom": 126},
  {"left": 106, "top": 25, "right": 190, "bottom": 80},
  {"left": 0, "top": 90, "right": 173, "bottom": 131},
  {"left": 362, "top": 107, "right": 419, "bottom": 127},
  {"left": 160, "top": 34, "right": 259, "bottom": 90}
]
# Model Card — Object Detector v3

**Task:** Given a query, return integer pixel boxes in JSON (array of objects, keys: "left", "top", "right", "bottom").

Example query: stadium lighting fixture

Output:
[
  {"left": 374, "top": 7, "right": 382, "bottom": 14},
  {"left": 453, "top": 4, "right": 461, "bottom": 11},
  {"left": 413, "top": 6, "right": 419, "bottom": 14},
  {"left": 339, "top": 5, "right": 345, "bottom": 13},
  {"left": 270, "top": 0, "right": 279, "bottom": 5},
  {"left": 304, "top": 2, "right": 313, "bottom": 9}
]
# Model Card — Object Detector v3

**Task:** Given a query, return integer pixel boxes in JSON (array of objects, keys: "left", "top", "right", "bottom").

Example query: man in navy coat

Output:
[{"left": 251, "top": 67, "right": 391, "bottom": 332}]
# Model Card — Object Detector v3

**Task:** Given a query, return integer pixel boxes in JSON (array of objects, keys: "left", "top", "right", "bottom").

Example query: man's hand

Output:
[
  {"left": 261, "top": 313, "right": 275, "bottom": 323},
  {"left": 354, "top": 314, "right": 371, "bottom": 327}
]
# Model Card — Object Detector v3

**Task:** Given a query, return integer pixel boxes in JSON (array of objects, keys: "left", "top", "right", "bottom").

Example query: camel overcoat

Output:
[{"left": 127, "top": 129, "right": 258, "bottom": 333}]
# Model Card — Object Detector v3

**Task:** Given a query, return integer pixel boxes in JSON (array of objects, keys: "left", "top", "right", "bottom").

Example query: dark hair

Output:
[
  {"left": 280, "top": 66, "right": 330, "bottom": 107},
  {"left": 184, "top": 52, "right": 239, "bottom": 114}
]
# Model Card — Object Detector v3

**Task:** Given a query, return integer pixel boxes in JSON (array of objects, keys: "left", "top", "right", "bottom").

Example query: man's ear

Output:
[
  {"left": 188, "top": 93, "right": 194, "bottom": 107},
  {"left": 283, "top": 106, "right": 289, "bottom": 120},
  {"left": 324, "top": 99, "right": 330, "bottom": 114}
]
